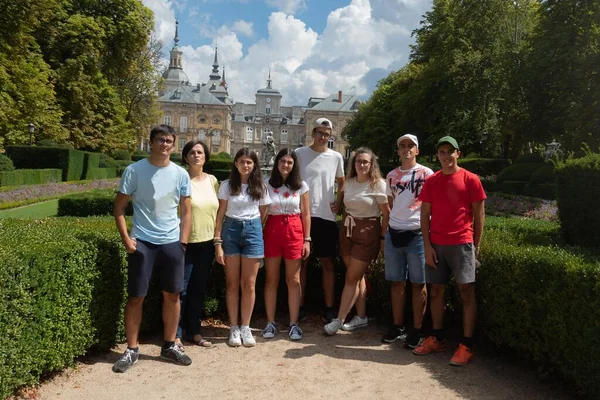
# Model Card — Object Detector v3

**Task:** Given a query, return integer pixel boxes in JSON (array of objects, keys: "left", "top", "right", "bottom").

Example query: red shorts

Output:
[{"left": 264, "top": 214, "right": 304, "bottom": 260}]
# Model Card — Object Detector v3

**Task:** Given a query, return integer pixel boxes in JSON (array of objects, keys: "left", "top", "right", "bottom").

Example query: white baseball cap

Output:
[
  {"left": 313, "top": 117, "right": 333, "bottom": 131},
  {"left": 397, "top": 134, "right": 419, "bottom": 148}
]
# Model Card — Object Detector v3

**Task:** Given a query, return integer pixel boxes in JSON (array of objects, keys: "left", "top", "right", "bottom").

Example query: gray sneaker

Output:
[
  {"left": 324, "top": 318, "right": 342, "bottom": 335},
  {"left": 112, "top": 348, "right": 139, "bottom": 373},
  {"left": 341, "top": 315, "right": 368, "bottom": 331},
  {"left": 160, "top": 344, "right": 192, "bottom": 366}
]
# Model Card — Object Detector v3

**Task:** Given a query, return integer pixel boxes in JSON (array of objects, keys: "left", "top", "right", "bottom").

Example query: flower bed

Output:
[
  {"left": 0, "top": 179, "right": 118, "bottom": 210},
  {"left": 485, "top": 192, "right": 558, "bottom": 222}
]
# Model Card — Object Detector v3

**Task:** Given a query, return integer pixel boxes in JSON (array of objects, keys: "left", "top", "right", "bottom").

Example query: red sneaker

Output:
[
  {"left": 412, "top": 336, "right": 447, "bottom": 355},
  {"left": 449, "top": 344, "right": 473, "bottom": 366}
]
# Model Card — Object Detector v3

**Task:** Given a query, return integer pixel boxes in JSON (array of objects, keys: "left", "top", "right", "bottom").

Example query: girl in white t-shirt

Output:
[
  {"left": 324, "top": 147, "right": 390, "bottom": 336},
  {"left": 262, "top": 148, "right": 311, "bottom": 341},
  {"left": 214, "top": 148, "right": 271, "bottom": 348}
]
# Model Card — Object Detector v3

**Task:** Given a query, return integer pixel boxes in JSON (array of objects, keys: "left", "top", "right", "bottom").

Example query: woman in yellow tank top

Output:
[{"left": 176, "top": 140, "right": 219, "bottom": 348}]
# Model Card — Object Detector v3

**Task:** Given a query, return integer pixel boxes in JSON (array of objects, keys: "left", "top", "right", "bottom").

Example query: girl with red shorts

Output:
[{"left": 262, "top": 148, "right": 311, "bottom": 341}]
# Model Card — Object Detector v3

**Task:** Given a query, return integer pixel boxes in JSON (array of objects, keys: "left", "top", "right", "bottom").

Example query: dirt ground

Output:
[{"left": 37, "top": 315, "right": 572, "bottom": 400}]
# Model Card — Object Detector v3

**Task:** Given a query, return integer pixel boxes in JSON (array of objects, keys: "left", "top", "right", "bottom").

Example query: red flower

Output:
[
  {"left": 283, "top": 191, "right": 290, "bottom": 198},
  {"left": 273, "top": 188, "right": 279, "bottom": 193}
]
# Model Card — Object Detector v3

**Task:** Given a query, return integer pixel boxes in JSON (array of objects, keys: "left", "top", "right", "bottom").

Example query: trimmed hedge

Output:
[
  {"left": 0, "top": 169, "right": 62, "bottom": 187},
  {"left": 99, "top": 154, "right": 119, "bottom": 169},
  {"left": 0, "top": 218, "right": 127, "bottom": 398},
  {"left": 514, "top": 153, "right": 544, "bottom": 163},
  {"left": 479, "top": 217, "right": 600, "bottom": 397},
  {"left": 524, "top": 183, "right": 556, "bottom": 200},
  {"left": 81, "top": 152, "right": 101, "bottom": 180},
  {"left": 497, "top": 162, "right": 544, "bottom": 183},
  {"left": 57, "top": 190, "right": 132, "bottom": 217},
  {"left": 131, "top": 154, "right": 146, "bottom": 162},
  {"left": 458, "top": 158, "right": 510, "bottom": 176},
  {"left": 5, "top": 146, "right": 85, "bottom": 181},
  {"left": 556, "top": 153, "right": 600, "bottom": 248},
  {"left": 205, "top": 158, "right": 233, "bottom": 172},
  {"left": 113, "top": 150, "right": 132, "bottom": 161},
  {"left": 85, "top": 168, "right": 117, "bottom": 180},
  {"left": 495, "top": 180, "right": 528, "bottom": 195},
  {"left": 529, "top": 164, "right": 555, "bottom": 184},
  {"left": 0, "top": 154, "right": 15, "bottom": 171},
  {"left": 212, "top": 169, "right": 231, "bottom": 181}
]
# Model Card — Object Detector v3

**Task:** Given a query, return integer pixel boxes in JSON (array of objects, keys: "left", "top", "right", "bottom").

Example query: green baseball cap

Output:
[{"left": 436, "top": 136, "right": 459, "bottom": 150}]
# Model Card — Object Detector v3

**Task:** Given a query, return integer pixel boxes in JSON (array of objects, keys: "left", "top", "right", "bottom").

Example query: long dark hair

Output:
[
  {"left": 269, "top": 148, "right": 302, "bottom": 191},
  {"left": 228, "top": 147, "right": 265, "bottom": 201},
  {"left": 181, "top": 140, "right": 210, "bottom": 165}
]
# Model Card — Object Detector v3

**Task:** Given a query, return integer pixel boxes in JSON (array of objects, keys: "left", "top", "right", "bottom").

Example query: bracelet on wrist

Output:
[{"left": 304, "top": 237, "right": 312, "bottom": 242}]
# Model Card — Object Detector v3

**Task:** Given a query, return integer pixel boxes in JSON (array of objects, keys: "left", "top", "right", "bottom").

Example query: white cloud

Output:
[
  {"left": 145, "top": 0, "right": 432, "bottom": 105},
  {"left": 231, "top": 20, "right": 254, "bottom": 37},
  {"left": 265, "top": 0, "right": 307, "bottom": 15}
]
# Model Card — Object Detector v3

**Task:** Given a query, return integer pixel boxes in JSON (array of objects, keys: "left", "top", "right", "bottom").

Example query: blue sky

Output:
[{"left": 143, "top": 0, "right": 433, "bottom": 104}]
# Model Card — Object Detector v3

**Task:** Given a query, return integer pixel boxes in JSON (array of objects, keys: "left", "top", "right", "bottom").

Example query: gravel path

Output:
[{"left": 36, "top": 316, "right": 572, "bottom": 400}]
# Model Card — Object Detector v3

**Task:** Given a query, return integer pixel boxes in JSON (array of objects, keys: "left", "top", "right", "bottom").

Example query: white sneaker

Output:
[
  {"left": 341, "top": 315, "right": 368, "bottom": 331},
  {"left": 289, "top": 324, "right": 303, "bottom": 340},
  {"left": 228, "top": 325, "right": 242, "bottom": 347},
  {"left": 324, "top": 318, "right": 342, "bottom": 336},
  {"left": 262, "top": 322, "right": 278, "bottom": 339},
  {"left": 240, "top": 326, "right": 256, "bottom": 347}
]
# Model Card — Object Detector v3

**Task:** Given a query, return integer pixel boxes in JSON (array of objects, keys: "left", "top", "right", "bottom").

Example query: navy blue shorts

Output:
[{"left": 127, "top": 240, "right": 186, "bottom": 297}]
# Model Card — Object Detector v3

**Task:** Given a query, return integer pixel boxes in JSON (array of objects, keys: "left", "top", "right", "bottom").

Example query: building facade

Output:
[
  {"left": 155, "top": 21, "right": 232, "bottom": 156},
  {"left": 156, "top": 23, "right": 360, "bottom": 160}
]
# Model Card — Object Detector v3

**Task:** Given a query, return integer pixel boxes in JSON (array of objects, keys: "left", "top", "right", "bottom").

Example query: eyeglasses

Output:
[
  {"left": 355, "top": 160, "right": 371, "bottom": 166},
  {"left": 316, "top": 132, "right": 332, "bottom": 139},
  {"left": 154, "top": 137, "right": 174, "bottom": 145}
]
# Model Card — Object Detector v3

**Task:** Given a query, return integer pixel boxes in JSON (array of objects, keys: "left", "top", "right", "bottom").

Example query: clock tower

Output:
[{"left": 255, "top": 70, "right": 282, "bottom": 117}]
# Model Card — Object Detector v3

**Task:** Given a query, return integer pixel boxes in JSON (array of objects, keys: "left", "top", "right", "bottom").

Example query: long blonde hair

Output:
[{"left": 346, "top": 147, "right": 383, "bottom": 188}]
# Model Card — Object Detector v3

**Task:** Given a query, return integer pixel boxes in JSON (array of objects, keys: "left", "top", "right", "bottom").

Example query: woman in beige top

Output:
[
  {"left": 176, "top": 140, "right": 219, "bottom": 348},
  {"left": 324, "top": 147, "right": 389, "bottom": 335}
]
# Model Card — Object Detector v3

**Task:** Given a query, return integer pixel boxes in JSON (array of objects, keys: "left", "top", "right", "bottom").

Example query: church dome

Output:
[{"left": 162, "top": 67, "right": 190, "bottom": 84}]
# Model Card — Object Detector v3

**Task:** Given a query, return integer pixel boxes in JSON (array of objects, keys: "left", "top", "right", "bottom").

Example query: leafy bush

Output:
[
  {"left": 0, "top": 169, "right": 62, "bottom": 187},
  {"left": 497, "top": 163, "right": 544, "bottom": 182},
  {"left": 205, "top": 158, "right": 233, "bottom": 172},
  {"left": 58, "top": 189, "right": 131, "bottom": 217},
  {"left": 478, "top": 217, "right": 600, "bottom": 397},
  {"left": 458, "top": 158, "right": 510, "bottom": 176},
  {"left": 514, "top": 153, "right": 544, "bottom": 163},
  {"left": 35, "top": 139, "right": 73, "bottom": 149},
  {"left": 133, "top": 150, "right": 147, "bottom": 156},
  {"left": 0, "top": 218, "right": 126, "bottom": 398},
  {"left": 5, "top": 146, "right": 84, "bottom": 181},
  {"left": 131, "top": 154, "right": 147, "bottom": 161},
  {"left": 529, "top": 164, "right": 555, "bottom": 184},
  {"left": 495, "top": 180, "right": 528, "bottom": 195},
  {"left": 0, "top": 154, "right": 15, "bottom": 171},
  {"left": 113, "top": 149, "right": 132, "bottom": 161},
  {"left": 212, "top": 169, "right": 231, "bottom": 182},
  {"left": 556, "top": 153, "right": 600, "bottom": 248},
  {"left": 85, "top": 168, "right": 117, "bottom": 180},
  {"left": 170, "top": 153, "right": 182, "bottom": 163},
  {"left": 99, "top": 153, "right": 118, "bottom": 169},
  {"left": 524, "top": 183, "right": 556, "bottom": 200},
  {"left": 214, "top": 151, "right": 232, "bottom": 159}
]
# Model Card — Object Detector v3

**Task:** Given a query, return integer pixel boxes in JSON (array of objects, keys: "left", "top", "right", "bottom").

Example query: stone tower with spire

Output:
[
  {"left": 255, "top": 69, "right": 282, "bottom": 117},
  {"left": 208, "top": 47, "right": 229, "bottom": 103},
  {"left": 161, "top": 19, "right": 190, "bottom": 94}
]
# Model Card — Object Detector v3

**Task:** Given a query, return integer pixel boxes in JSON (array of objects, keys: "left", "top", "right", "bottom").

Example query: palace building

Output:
[{"left": 157, "top": 23, "right": 359, "bottom": 160}]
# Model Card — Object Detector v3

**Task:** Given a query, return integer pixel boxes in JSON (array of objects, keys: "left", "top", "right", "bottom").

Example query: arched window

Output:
[
  {"left": 281, "top": 129, "right": 288, "bottom": 143},
  {"left": 198, "top": 115, "right": 207, "bottom": 123},
  {"left": 213, "top": 116, "right": 221, "bottom": 124}
]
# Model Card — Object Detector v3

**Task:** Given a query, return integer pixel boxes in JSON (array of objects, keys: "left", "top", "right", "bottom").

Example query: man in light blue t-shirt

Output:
[{"left": 112, "top": 125, "right": 192, "bottom": 373}]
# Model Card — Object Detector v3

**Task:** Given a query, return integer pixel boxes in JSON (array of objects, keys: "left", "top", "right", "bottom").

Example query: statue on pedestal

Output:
[{"left": 261, "top": 132, "right": 277, "bottom": 167}]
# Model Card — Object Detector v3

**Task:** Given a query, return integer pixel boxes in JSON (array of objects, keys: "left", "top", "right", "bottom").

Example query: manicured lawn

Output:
[{"left": 0, "top": 199, "right": 58, "bottom": 219}]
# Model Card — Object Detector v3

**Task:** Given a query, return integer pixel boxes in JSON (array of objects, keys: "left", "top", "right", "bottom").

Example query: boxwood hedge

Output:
[
  {"left": 1, "top": 215, "right": 598, "bottom": 398},
  {"left": 57, "top": 190, "right": 132, "bottom": 217},
  {"left": 0, "top": 169, "right": 62, "bottom": 187},
  {"left": 5, "top": 146, "right": 85, "bottom": 182}
]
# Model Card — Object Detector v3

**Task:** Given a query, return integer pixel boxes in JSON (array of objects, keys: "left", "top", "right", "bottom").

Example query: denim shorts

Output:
[
  {"left": 222, "top": 216, "right": 264, "bottom": 258},
  {"left": 384, "top": 230, "right": 426, "bottom": 284}
]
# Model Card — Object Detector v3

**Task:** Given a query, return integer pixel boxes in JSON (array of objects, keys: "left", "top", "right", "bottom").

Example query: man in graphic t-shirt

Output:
[
  {"left": 295, "top": 118, "right": 345, "bottom": 323},
  {"left": 414, "top": 136, "right": 486, "bottom": 366},
  {"left": 382, "top": 134, "right": 433, "bottom": 348}
]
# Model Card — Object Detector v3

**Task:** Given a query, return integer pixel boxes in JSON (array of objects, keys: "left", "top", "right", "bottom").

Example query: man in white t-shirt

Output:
[
  {"left": 295, "top": 118, "right": 345, "bottom": 323},
  {"left": 382, "top": 134, "right": 434, "bottom": 348}
]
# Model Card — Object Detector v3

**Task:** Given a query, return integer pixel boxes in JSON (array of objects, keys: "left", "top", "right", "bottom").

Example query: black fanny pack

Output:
[{"left": 388, "top": 227, "right": 421, "bottom": 248}]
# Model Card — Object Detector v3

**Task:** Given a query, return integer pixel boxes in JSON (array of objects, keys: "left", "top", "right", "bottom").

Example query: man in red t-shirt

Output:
[{"left": 413, "top": 136, "right": 486, "bottom": 366}]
